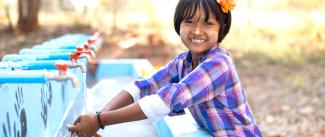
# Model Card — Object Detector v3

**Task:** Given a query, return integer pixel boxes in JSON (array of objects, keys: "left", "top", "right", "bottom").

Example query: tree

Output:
[
  {"left": 1, "top": 2, "right": 14, "bottom": 32},
  {"left": 111, "top": 0, "right": 125, "bottom": 34},
  {"left": 17, "top": 0, "right": 40, "bottom": 34},
  {"left": 101, "top": 0, "right": 126, "bottom": 34}
]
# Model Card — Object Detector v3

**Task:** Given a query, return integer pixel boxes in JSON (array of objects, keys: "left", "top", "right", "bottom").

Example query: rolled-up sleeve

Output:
[
  {"left": 123, "top": 82, "right": 141, "bottom": 101},
  {"left": 157, "top": 57, "right": 230, "bottom": 113},
  {"left": 137, "top": 94, "right": 171, "bottom": 121},
  {"left": 124, "top": 57, "right": 179, "bottom": 102}
]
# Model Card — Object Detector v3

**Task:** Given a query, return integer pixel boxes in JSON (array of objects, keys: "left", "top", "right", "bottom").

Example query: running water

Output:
[{"left": 82, "top": 73, "right": 87, "bottom": 113}]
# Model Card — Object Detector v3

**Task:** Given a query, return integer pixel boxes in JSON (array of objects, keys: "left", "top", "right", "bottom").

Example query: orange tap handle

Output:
[
  {"left": 55, "top": 61, "right": 68, "bottom": 72},
  {"left": 88, "top": 39, "right": 96, "bottom": 44},
  {"left": 83, "top": 44, "right": 90, "bottom": 50},
  {"left": 76, "top": 51, "right": 91, "bottom": 55},
  {"left": 69, "top": 53, "right": 79, "bottom": 61},
  {"left": 70, "top": 49, "right": 91, "bottom": 61},
  {"left": 76, "top": 47, "right": 83, "bottom": 51}
]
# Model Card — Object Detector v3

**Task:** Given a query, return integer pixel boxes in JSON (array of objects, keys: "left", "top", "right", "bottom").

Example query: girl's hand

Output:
[{"left": 67, "top": 114, "right": 101, "bottom": 137}]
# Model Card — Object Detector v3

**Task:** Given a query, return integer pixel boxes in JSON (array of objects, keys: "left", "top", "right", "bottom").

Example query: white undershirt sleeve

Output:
[
  {"left": 137, "top": 94, "right": 171, "bottom": 121},
  {"left": 123, "top": 82, "right": 141, "bottom": 101}
]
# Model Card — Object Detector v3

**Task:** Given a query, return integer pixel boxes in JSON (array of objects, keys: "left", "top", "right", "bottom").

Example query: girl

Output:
[{"left": 68, "top": 0, "right": 262, "bottom": 136}]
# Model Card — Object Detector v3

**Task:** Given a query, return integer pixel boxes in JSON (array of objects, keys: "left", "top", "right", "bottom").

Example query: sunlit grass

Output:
[{"left": 223, "top": 17, "right": 325, "bottom": 67}]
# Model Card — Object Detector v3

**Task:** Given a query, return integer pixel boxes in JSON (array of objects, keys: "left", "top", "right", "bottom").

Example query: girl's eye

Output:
[
  {"left": 185, "top": 20, "right": 193, "bottom": 24},
  {"left": 205, "top": 21, "right": 213, "bottom": 25}
]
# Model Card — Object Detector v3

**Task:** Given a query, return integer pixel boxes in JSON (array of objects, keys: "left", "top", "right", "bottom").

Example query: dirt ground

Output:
[{"left": 1, "top": 26, "right": 325, "bottom": 137}]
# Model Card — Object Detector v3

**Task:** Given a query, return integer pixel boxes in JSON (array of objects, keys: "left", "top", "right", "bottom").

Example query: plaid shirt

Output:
[{"left": 131, "top": 44, "right": 262, "bottom": 136}]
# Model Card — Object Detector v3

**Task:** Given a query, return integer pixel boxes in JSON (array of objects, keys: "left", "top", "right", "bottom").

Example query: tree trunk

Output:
[
  {"left": 111, "top": 0, "right": 118, "bottom": 35},
  {"left": 17, "top": 0, "right": 40, "bottom": 34},
  {"left": 4, "top": 5, "right": 14, "bottom": 32}
]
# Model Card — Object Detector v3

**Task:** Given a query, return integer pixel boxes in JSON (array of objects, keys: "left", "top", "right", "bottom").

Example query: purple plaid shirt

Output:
[{"left": 132, "top": 44, "right": 262, "bottom": 136}]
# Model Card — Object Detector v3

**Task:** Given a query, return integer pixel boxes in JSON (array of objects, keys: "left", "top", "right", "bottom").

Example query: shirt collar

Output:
[{"left": 185, "top": 43, "right": 227, "bottom": 64}]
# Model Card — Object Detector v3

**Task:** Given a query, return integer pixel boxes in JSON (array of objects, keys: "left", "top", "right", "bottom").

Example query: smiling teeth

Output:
[{"left": 191, "top": 39, "right": 205, "bottom": 44}]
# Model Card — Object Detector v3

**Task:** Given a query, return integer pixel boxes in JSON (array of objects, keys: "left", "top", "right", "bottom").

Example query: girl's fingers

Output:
[
  {"left": 73, "top": 116, "right": 81, "bottom": 125},
  {"left": 67, "top": 124, "right": 79, "bottom": 137},
  {"left": 95, "top": 133, "right": 102, "bottom": 137},
  {"left": 67, "top": 124, "right": 78, "bottom": 132},
  {"left": 70, "top": 130, "right": 77, "bottom": 137}
]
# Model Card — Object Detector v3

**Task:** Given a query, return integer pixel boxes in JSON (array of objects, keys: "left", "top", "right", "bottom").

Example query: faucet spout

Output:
[
  {"left": 68, "top": 61, "right": 87, "bottom": 73},
  {"left": 45, "top": 71, "right": 79, "bottom": 88},
  {"left": 78, "top": 53, "right": 94, "bottom": 63},
  {"left": 51, "top": 60, "right": 80, "bottom": 88},
  {"left": 89, "top": 50, "right": 96, "bottom": 59}
]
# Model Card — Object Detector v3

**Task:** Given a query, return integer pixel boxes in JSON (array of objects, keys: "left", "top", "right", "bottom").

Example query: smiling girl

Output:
[{"left": 68, "top": 0, "right": 262, "bottom": 136}]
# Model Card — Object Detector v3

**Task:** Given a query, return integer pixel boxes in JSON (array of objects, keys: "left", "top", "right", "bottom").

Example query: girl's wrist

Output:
[{"left": 96, "top": 111, "right": 105, "bottom": 129}]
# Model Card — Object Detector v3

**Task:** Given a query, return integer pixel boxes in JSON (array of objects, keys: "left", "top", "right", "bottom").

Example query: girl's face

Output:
[{"left": 180, "top": 6, "right": 220, "bottom": 57}]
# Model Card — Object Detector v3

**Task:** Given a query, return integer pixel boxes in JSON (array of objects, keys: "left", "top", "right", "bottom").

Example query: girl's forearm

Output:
[
  {"left": 100, "top": 102, "right": 147, "bottom": 126},
  {"left": 101, "top": 90, "right": 135, "bottom": 112}
]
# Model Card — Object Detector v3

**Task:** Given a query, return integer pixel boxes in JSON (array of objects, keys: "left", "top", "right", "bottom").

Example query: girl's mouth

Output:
[{"left": 191, "top": 38, "right": 205, "bottom": 44}]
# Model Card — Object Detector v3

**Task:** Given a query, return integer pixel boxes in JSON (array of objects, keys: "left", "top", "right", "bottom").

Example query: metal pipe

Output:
[{"left": 0, "top": 70, "right": 79, "bottom": 88}]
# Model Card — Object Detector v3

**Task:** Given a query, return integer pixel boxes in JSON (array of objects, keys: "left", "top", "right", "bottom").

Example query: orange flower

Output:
[{"left": 217, "top": 0, "right": 236, "bottom": 13}]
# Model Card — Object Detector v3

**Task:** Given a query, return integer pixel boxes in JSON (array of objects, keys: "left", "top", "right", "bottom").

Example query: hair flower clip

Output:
[{"left": 217, "top": 0, "right": 236, "bottom": 13}]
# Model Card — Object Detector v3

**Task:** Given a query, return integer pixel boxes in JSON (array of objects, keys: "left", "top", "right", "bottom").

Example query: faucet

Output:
[
  {"left": 82, "top": 44, "right": 96, "bottom": 59},
  {"left": 70, "top": 47, "right": 94, "bottom": 64},
  {"left": 88, "top": 32, "right": 102, "bottom": 52},
  {"left": 78, "top": 53, "right": 93, "bottom": 62},
  {"left": 45, "top": 61, "right": 79, "bottom": 88},
  {"left": 67, "top": 60, "right": 87, "bottom": 73}
]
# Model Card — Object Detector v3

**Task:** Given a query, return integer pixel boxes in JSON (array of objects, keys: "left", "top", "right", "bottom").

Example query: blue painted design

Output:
[
  {"left": 15, "top": 86, "right": 27, "bottom": 137},
  {"left": 2, "top": 86, "right": 27, "bottom": 137},
  {"left": 0, "top": 68, "right": 85, "bottom": 137},
  {"left": 40, "top": 83, "right": 53, "bottom": 128}
]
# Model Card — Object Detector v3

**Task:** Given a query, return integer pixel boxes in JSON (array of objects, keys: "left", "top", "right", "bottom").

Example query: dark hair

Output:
[{"left": 174, "top": 0, "right": 232, "bottom": 43}]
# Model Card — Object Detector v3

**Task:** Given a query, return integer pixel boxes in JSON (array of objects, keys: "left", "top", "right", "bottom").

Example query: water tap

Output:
[
  {"left": 45, "top": 61, "right": 79, "bottom": 88},
  {"left": 82, "top": 44, "right": 96, "bottom": 59},
  {"left": 67, "top": 60, "right": 87, "bottom": 73},
  {"left": 88, "top": 32, "right": 101, "bottom": 52},
  {"left": 70, "top": 47, "right": 94, "bottom": 64}
]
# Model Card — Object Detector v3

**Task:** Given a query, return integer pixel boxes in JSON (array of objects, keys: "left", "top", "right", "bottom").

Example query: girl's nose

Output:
[
  {"left": 193, "top": 29, "right": 202, "bottom": 35},
  {"left": 193, "top": 23, "right": 203, "bottom": 35}
]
